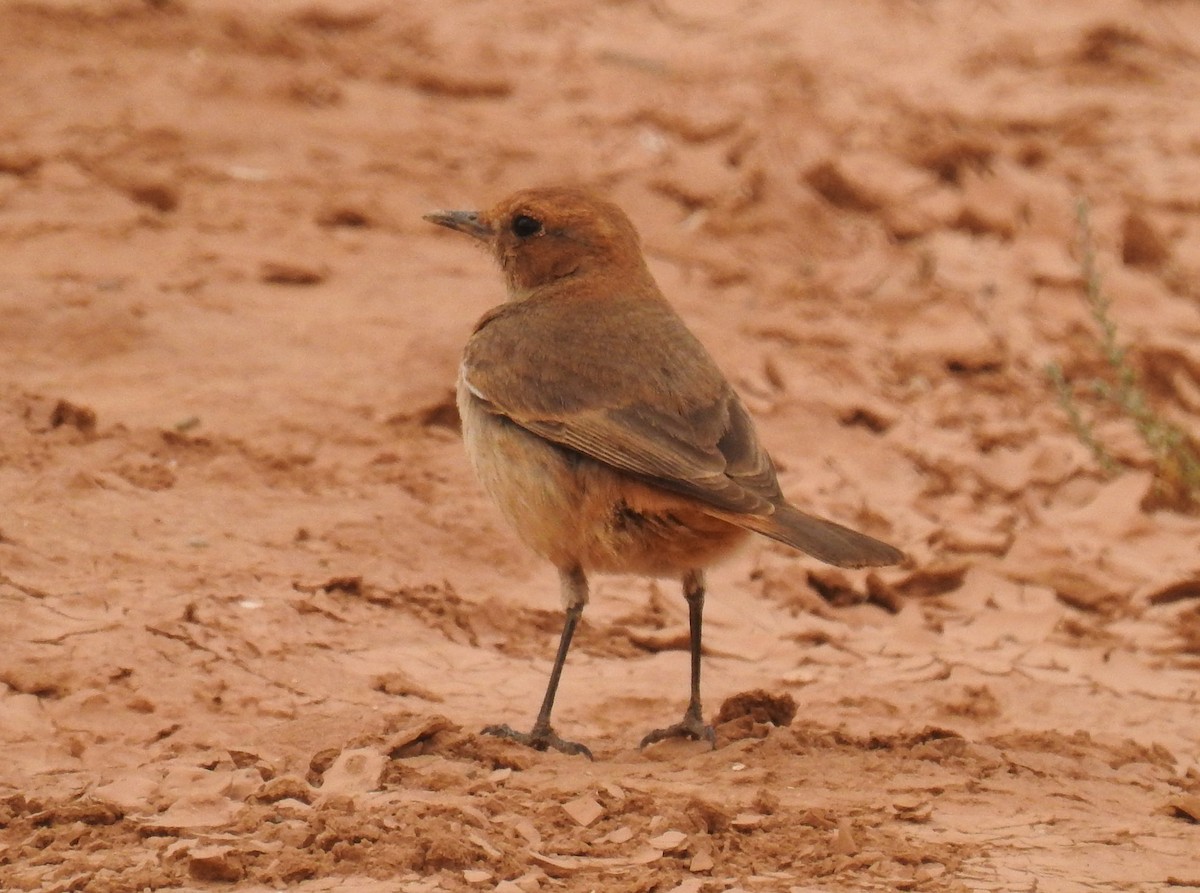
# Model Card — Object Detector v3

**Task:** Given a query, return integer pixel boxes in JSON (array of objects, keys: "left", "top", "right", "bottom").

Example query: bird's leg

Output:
[
  {"left": 482, "top": 565, "right": 593, "bottom": 759},
  {"left": 640, "top": 568, "right": 716, "bottom": 749}
]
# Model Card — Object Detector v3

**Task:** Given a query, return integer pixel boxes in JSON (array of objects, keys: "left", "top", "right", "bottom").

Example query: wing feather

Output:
[
  {"left": 461, "top": 292, "right": 903, "bottom": 568},
  {"left": 462, "top": 294, "right": 782, "bottom": 517}
]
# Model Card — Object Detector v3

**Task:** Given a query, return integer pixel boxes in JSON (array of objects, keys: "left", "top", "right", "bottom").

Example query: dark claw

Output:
[
  {"left": 639, "top": 714, "right": 717, "bottom": 750},
  {"left": 482, "top": 723, "right": 594, "bottom": 760}
]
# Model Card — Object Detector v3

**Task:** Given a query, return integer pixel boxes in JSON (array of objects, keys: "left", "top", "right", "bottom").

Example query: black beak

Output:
[{"left": 423, "top": 209, "right": 493, "bottom": 241}]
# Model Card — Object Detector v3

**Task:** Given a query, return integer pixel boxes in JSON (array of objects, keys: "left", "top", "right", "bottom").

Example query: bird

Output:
[{"left": 424, "top": 186, "right": 903, "bottom": 758}]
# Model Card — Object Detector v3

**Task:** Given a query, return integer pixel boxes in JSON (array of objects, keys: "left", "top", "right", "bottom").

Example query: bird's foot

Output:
[
  {"left": 481, "top": 723, "right": 593, "bottom": 760},
  {"left": 639, "top": 711, "right": 716, "bottom": 750}
]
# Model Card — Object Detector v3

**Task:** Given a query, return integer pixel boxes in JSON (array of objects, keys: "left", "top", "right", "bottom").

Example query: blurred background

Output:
[{"left": 1, "top": 1, "right": 1198, "bottom": 890}]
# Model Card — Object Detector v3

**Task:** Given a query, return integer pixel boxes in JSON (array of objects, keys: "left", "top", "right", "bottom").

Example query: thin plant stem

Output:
[{"left": 1049, "top": 201, "right": 1200, "bottom": 510}]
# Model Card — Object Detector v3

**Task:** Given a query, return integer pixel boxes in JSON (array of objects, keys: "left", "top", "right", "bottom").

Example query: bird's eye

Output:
[{"left": 511, "top": 214, "right": 542, "bottom": 238}]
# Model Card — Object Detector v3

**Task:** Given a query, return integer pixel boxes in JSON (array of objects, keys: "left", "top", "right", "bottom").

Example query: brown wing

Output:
[
  {"left": 475, "top": 382, "right": 781, "bottom": 516},
  {"left": 462, "top": 290, "right": 905, "bottom": 568},
  {"left": 462, "top": 292, "right": 783, "bottom": 516}
]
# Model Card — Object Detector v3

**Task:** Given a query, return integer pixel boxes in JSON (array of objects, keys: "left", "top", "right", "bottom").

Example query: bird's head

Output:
[{"left": 424, "top": 186, "right": 650, "bottom": 299}]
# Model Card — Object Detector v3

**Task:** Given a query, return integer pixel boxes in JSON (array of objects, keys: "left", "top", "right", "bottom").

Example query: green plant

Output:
[{"left": 1046, "top": 200, "right": 1200, "bottom": 511}]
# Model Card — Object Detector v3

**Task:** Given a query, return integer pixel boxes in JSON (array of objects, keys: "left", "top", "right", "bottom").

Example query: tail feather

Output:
[{"left": 737, "top": 502, "right": 904, "bottom": 569}]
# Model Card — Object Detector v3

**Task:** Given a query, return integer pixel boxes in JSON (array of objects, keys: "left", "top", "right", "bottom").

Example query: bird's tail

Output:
[{"left": 734, "top": 502, "right": 904, "bottom": 569}]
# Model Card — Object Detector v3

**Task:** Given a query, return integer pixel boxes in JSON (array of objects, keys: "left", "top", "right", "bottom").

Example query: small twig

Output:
[
  {"left": 1049, "top": 201, "right": 1200, "bottom": 510},
  {"left": 1047, "top": 363, "right": 1119, "bottom": 476}
]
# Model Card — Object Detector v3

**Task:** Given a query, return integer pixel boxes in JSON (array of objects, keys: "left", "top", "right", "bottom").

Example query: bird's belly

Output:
[{"left": 458, "top": 385, "right": 748, "bottom": 577}]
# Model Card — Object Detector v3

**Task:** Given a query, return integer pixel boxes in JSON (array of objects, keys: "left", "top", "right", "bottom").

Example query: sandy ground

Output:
[{"left": 2, "top": 1, "right": 1199, "bottom": 891}]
